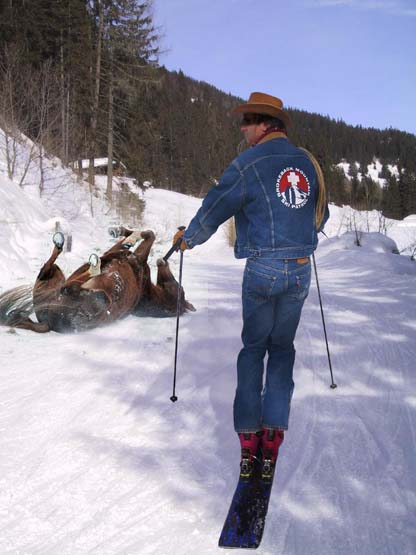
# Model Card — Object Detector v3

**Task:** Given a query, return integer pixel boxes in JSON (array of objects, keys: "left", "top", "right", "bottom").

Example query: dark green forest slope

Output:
[
  {"left": 0, "top": 0, "right": 414, "bottom": 219},
  {"left": 125, "top": 69, "right": 416, "bottom": 219}
]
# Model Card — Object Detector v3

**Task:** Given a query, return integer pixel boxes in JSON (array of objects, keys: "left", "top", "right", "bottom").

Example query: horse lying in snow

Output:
[{"left": 0, "top": 227, "right": 195, "bottom": 333}]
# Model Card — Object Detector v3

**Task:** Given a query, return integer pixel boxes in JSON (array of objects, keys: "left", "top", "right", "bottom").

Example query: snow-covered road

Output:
[{"left": 1, "top": 188, "right": 416, "bottom": 554}]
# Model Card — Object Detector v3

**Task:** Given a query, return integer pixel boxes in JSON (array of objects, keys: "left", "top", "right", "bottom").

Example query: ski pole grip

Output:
[{"left": 163, "top": 226, "right": 186, "bottom": 262}]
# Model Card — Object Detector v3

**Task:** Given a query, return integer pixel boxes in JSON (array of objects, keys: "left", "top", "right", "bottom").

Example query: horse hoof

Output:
[
  {"left": 53, "top": 232, "right": 65, "bottom": 249},
  {"left": 89, "top": 253, "right": 99, "bottom": 267},
  {"left": 140, "top": 230, "right": 155, "bottom": 241},
  {"left": 108, "top": 225, "right": 123, "bottom": 238}
]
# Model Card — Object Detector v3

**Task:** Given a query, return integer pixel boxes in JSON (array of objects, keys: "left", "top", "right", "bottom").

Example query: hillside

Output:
[
  {"left": 102, "top": 67, "right": 416, "bottom": 220},
  {"left": 1, "top": 4, "right": 415, "bottom": 220}
]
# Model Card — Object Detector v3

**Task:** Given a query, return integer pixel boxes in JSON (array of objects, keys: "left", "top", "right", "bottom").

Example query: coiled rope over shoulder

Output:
[{"left": 300, "top": 147, "right": 327, "bottom": 230}]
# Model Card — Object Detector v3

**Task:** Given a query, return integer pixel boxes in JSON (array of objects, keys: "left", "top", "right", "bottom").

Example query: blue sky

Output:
[{"left": 153, "top": 0, "right": 416, "bottom": 135}]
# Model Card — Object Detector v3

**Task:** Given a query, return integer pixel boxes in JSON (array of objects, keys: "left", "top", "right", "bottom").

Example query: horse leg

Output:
[
  {"left": 105, "top": 237, "right": 130, "bottom": 255},
  {"left": 122, "top": 230, "right": 154, "bottom": 302},
  {"left": 37, "top": 241, "right": 65, "bottom": 281},
  {"left": 154, "top": 258, "right": 196, "bottom": 314},
  {"left": 104, "top": 231, "right": 138, "bottom": 255},
  {"left": 105, "top": 228, "right": 155, "bottom": 257},
  {"left": 105, "top": 226, "right": 135, "bottom": 255},
  {"left": 156, "top": 258, "right": 177, "bottom": 288},
  {"left": 33, "top": 235, "right": 66, "bottom": 322},
  {"left": 133, "top": 230, "right": 155, "bottom": 264}
]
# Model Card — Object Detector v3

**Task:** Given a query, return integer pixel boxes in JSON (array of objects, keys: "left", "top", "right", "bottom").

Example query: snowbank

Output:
[
  {"left": 322, "top": 231, "right": 399, "bottom": 254},
  {"left": 0, "top": 174, "right": 50, "bottom": 286}
]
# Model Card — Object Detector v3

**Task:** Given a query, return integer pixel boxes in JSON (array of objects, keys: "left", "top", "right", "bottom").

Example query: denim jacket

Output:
[{"left": 184, "top": 134, "right": 329, "bottom": 259}]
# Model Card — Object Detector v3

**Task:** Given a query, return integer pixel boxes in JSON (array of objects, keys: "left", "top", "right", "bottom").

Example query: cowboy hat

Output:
[{"left": 232, "top": 92, "right": 291, "bottom": 128}]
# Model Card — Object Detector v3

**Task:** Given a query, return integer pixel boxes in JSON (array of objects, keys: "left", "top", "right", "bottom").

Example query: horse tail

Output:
[{"left": 0, "top": 285, "right": 34, "bottom": 326}]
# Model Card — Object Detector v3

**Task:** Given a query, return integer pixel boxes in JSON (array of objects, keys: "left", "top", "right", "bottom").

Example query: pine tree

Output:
[
  {"left": 100, "top": 0, "right": 159, "bottom": 200},
  {"left": 382, "top": 174, "right": 403, "bottom": 219}
]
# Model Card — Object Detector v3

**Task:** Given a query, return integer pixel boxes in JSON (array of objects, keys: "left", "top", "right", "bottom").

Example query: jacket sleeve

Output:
[{"left": 184, "top": 162, "right": 244, "bottom": 248}]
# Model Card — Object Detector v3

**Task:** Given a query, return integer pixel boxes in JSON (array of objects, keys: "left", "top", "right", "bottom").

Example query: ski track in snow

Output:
[
  {"left": 268, "top": 245, "right": 416, "bottom": 555},
  {"left": 0, "top": 187, "right": 416, "bottom": 554}
]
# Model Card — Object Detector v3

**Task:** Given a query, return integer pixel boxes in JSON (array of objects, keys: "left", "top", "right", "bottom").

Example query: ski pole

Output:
[
  {"left": 312, "top": 252, "right": 337, "bottom": 389},
  {"left": 170, "top": 247, "right": 184, "bottom": 402},
  {"left": 168, "top": 226, "right": 186, "bottom": 402}
]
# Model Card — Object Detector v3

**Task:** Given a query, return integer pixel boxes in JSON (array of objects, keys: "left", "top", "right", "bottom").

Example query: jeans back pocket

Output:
[
  {"left": 243, "top": 261, "right": 276, "bottom": 302},
  {"left": 288, "top": 265, "right": 311, "bottom": 300}
]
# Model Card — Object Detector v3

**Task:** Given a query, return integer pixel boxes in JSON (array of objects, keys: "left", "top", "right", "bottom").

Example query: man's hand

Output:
[{"left": 172, "top": 228, "right": 188, "bottom": 251}]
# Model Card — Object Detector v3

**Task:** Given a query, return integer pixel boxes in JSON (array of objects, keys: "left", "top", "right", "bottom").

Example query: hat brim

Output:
[{"left": 232, "top": 102, "right": 291, "bottom": 127}]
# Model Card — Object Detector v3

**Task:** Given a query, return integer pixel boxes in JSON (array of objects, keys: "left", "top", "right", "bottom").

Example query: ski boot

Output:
[
  {"left": 238, "top": 431, "right": 262, "bottom": 481},
  {"left": 261, "top": 429, "right": 284, "bottom": 482}
]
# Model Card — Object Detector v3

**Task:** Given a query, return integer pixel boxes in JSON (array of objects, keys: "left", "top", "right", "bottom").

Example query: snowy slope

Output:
[
  {"left": 1, "top": 138, "right": 416, "bottom": 553},
  {"left": 0, "top": 127, "right": 144, "bottom": 289},
  {"left": 336, "top": 159, "right": 399, "bottom": 188}
]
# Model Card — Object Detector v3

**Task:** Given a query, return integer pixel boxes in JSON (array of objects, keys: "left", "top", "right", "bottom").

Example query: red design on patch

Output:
[{"left": 276, "top": 168, "right": 310, "bottom": 209}]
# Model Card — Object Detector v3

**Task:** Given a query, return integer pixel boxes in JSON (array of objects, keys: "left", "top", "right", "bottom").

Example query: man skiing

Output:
[{"left": 174, "top": 92, "right": 328, "bottom": 481}]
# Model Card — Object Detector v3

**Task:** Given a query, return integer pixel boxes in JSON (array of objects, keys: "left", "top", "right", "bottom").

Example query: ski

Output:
[{"left": 219, "top": 450, "right": 277, "bottom": 549}]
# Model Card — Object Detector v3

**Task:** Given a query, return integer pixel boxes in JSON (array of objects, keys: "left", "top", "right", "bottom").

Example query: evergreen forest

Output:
[{"left": 1, "top": 0, "right": 415, "bottom": 220}]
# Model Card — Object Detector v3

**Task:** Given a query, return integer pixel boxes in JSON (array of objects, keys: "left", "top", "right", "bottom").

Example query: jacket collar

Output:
[{"left": 257, "top": 131, "right": 287, "bottom": 145}]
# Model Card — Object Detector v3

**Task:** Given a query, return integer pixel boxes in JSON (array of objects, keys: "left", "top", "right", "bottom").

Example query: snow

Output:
[
  {"left": 337, "top": 158, "right": 400, "bottom": 188},
  {"left": 1, "top": 129, "right": 416, "bottom": 554},
  {"left": 73, "top": 158, "right": 127, "bottom": 170},
  {"left": 366, "top": 159, "right": 387, "bottom": 188},
  {"left": 337, "top": 161, "right": 350, "bottom": 177},
  {"left": 397, "top": 214, "right": 416, "bottom": 228}
]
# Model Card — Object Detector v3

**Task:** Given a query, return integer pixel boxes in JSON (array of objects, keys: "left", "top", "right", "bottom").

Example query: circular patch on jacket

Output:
[{"left": 276, "top": 168, "right": 310, "bottom": 209}]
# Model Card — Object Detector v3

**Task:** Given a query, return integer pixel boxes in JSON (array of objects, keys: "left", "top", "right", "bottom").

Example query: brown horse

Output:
[{"left": 0, "top": 228, "right": 194, "bottom": 333}]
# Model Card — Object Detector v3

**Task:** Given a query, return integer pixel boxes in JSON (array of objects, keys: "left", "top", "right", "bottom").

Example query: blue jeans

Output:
[{"left": 233, "top": 257, "right": 311, "bottom": 432}]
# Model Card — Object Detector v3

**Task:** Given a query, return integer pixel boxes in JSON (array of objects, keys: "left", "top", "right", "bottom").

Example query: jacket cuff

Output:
[{"left": 184, "top": 238, "right": 194, "bottom": 249}]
